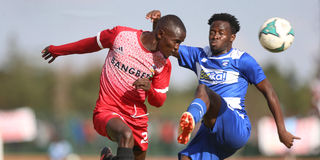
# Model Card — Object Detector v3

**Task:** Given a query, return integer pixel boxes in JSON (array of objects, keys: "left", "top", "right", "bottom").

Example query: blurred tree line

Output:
[
  {"left": 0, "top": 47, "right": 311, "bottom": 119},
  {"left": 0, "top": 39, "right": 314, "bottom": 156}
]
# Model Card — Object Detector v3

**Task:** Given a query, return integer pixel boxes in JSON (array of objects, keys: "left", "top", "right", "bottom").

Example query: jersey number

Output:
[{"left": 140, "top": 132, "right": 148, "bottom": 144}]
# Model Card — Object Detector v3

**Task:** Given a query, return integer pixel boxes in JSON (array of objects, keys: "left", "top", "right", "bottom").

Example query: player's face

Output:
[
  {"left": 158, "top": 28, "right": 186, "bottom": 58},
  {"left": 209, "top": 20, "right": 235, "bottom": 55}
]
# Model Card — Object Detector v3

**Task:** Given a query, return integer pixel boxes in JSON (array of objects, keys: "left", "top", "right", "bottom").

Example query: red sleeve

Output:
[
  {"left": 48, "top": 37, "right": 101, "bottom": 56},
  {"left": 97, "top": 26, "right": 138, "bottom": 48},
  {"left": 48, "top": 26, "right": 120, "bottom": 56},
  {"left": 147, "top": 59, "right": 172, "bottom": 107},
  {"left": 97, "top": 26, "right": 119, "bottom": 49}
]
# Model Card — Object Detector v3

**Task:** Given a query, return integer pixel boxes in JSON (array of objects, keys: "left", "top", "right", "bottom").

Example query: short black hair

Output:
[
  {"left": 155, "top": 14, "right": 186, "bottom": 34},
  {"left": 208, "top": 13, "right": 240, "bottom": 34}
]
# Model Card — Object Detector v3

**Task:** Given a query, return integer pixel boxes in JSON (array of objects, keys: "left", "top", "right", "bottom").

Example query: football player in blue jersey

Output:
[{"left": 146, "top": 10, "right": 300, "bottom": 160}]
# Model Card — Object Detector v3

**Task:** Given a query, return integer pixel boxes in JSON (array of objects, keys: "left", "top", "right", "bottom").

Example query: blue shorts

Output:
[{"left": 178, "top": 97, "right": 251, "bottom": 160}]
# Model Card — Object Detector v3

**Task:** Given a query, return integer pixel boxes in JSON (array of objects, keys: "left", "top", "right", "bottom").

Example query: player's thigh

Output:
[
  {"left": 93, "top": 111, "right": 127, "bottom": 140},
  {"left": 106, "top": 117, "right": 133, "bottom": 141},
  {"left": 213, "top": 105, "right": 251, "bottom": 149},
  {"left": 202, "top": 86, "right": 222, "bottom": 129}
]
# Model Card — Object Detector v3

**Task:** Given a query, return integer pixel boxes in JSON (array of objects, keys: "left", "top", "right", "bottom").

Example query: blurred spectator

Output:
[
  {"left": 160, "top": 120, "right": 175, "bottom": 144},
  {"left": 70, "top": 118, "right": 86, "bottom": 146},
  {"left": 82, "top": 119, "right": 97, "bottom": 143},
  {"left": 48, "top": 131, "right": 73, "bottom": 160}
]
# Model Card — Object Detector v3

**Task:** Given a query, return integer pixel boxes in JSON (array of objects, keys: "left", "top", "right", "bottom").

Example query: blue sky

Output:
[{"left": 0, "top": 0, "right": 319, "bottom": 90}]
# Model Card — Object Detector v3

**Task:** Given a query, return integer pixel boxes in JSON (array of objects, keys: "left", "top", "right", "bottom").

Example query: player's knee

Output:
[
  {"left": 112, "top": 127, "right": 134, "bottom": 148},
  {"left": 195, "top": 84, "right": 210, "bottom": 105},
  {"left": 119, "top": 129, "right": 134, "bottom": 142},
  {"left": 196, "top": 84, "right": 208, "bottom": 95}
]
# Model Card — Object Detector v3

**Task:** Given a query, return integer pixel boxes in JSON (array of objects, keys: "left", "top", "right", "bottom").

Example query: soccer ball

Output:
[{"left": 259, "top": 17, "right": 294, "bottom": 53}]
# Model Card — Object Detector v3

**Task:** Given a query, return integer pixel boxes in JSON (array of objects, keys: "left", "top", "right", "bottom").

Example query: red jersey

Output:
[
  {"left": 48, "top": 26, "right": 171, "bottom": 127},
  {"left": 94, "top": 26, "right": 171, "bottom": 121}
]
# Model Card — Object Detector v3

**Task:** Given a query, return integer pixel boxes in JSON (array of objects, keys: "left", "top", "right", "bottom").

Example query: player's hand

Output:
[
  {"left": 41, "top": 46, "right": 57, "bottom": 63},
  {"left": 146, "top": 10, "right": 161, "bottom": 22},
  {"left": 278, "top": 130, "right": 301, "bottom": 148},
  {"left": 133, "top": 78, "right": 151, "bottom": 91}
]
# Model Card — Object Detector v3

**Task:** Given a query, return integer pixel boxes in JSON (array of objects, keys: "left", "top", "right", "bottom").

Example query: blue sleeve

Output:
[
  {"left": 239, "top": 53, "right": 266, "bottom": 85},
  {"left": 178, "top": 45, "right": 201, "bottom": 73}
]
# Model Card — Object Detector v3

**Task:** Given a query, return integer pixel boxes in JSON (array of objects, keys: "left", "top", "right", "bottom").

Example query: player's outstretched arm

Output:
[
  {"left": 146, "top": 10, "right": 161, "bottom": 31},
  {"left": 256, "top": 79, "right": 301, "bottom": 148},
  {"left": 41, "top": 36, "right": 101, "bottom": 63}
]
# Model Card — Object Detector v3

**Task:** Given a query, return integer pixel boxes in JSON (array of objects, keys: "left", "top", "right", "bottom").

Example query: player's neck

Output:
[
  {"left": 140, "top": 31, "right": 157, "bottom": 52},
  {"left": 211, "top": 46, "right": 232, "bottom": 56}
]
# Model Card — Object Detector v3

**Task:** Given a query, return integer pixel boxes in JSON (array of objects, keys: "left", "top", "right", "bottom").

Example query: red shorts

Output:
[{"left": 93, "top": 108, "right": 149, "bottom": 151}]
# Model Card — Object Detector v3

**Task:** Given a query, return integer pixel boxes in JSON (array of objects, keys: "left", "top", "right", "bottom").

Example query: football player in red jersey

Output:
[{"left": 41, "top": 14, "right": 186, "bottom": 160}]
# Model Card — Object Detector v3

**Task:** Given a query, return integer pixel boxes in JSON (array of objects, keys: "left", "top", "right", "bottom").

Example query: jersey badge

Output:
[
  {"left": 222, "top": 60, "right": 230, "bottom": 67},
  {"left": 149, "top": 64, "right": 157, "bottom": 78}
]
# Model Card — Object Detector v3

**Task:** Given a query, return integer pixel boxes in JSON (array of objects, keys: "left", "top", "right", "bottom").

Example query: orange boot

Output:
[{"left": 177, "top": 112, "right": 195, "bottom": 144}]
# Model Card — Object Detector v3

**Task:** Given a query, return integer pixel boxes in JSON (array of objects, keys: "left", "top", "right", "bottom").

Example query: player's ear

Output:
[
  {"left": 230, "top": 34, "right": 236, "bottom": 42},
  {"left": 156, "top": 29, "right": 164, "bottom": 40}
]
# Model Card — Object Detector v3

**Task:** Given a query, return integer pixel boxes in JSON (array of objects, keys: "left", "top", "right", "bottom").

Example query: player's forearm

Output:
[
  {"left": 49, "top": 37, "right": 101, "bottom": 56},
  {"left": 147, "top": 86, "right": 167, "bottom": 107},
  {"left": 267, "top": 91, "right": 286, "bottom": 132},
  {"left": 152, "top": 19, "right": 158, "bottom": 31},
  {"left": 257, "top": 79, "right": 287, "bottom": 132}
]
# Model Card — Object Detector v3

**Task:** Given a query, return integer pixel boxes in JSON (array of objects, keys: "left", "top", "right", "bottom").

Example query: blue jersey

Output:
[
  {"left": 178, "top": 45, "right": 266, "bottom": 160},
  {"left": 179, "top": 45, "right": 266, "bottom": 111}
]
